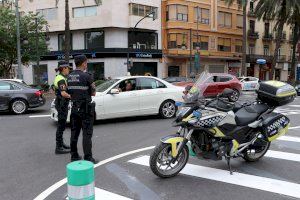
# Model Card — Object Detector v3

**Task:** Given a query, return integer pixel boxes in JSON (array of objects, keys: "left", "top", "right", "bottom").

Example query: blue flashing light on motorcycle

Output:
[
  {"left": 192, "top": 111, "right": 202, "bottom": 118},
  {"left": 175, "top": 102, "right": 183, "bottom": 107}
]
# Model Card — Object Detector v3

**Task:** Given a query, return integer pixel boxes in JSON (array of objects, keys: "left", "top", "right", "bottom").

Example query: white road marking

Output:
[
  {"left": 265, "top": 150, "right": 300, "bottom": 162},
  {"left": 288, "top": 105, "right": 300, "bottom": 108},
  {"left": 289, "top": 126, "right": 300, "bottom": 130},
  {"left": 66, "top": 187, "right": 133, "bottom": 200},
  {"left": 278, "top": 136, "right": 300, "bottom": 143},
  {"left": 33, "top": 146, "right": 155, "bottom": 200},
  {"left": 129, "top": 156, "right": 300, "bottom": 199},
  {"left": 29, "top": 115, "right": 51, "bottom": 118}
]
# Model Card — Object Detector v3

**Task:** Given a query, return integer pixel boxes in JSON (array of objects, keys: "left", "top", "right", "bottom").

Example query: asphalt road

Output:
[{"left": 1, "top": 92, "right": 300, "bottom": 200}]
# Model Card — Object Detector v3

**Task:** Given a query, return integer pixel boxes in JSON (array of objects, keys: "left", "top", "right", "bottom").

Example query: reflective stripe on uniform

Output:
[
  {"left": 68, "top": 182, "right": 95, "bottom": 199},
  {"left": 68, "top": 86, "right": 89, "bottom": 90}
]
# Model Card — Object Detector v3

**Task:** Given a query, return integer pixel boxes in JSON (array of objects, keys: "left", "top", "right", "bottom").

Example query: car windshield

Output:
[
  {"left": 238, "top": 77, "right": 244, "bottom": 81},
  {"left": 96, "top": 79, "right": 119, "bottom": 92},
  {"left": 184, "top": 71, "right": 210, "bottom": 103}
]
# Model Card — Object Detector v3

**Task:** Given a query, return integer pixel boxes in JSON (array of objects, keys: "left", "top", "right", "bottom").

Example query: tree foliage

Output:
[{"left": 0, "top": 7, "right": 49, "bottom": 77}]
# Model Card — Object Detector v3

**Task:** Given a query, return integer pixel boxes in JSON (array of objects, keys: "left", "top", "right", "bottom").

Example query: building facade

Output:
[
  {"left": 19, "top": 0, "right": 162, "bottom": 85},
  {"left": 162, "top": 0, "right": 243, "bottom": 78},
  {"left": 246, "top": 0, "right": 298, "bottom": 81}
]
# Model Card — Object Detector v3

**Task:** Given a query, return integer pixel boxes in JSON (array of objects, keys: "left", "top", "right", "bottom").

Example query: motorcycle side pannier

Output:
[
  {"left": 257, "top": 81, "right": 296, "bottom": 106},
  {"left": 261, "top": 113, "right": 290, "bottom": 141}
]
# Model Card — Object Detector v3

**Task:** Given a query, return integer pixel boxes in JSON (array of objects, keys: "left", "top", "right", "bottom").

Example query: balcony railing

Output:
[
  {"left": 248, "top": 30, "right": 259, "bottom": 39},
  {"left": 274, "top": 32, "right": 287, "bottom": 41},
  {"left": 247, "top": 10, "right": 256, "bottom": 17},
  {"left": 262, "top": 33, "right": 273, "bottom": 41},
  {"left": 288, "top": 55, "right": 300, "bottom": 61},
  {"left": 277, "top": 55, "right": 286, "bottom": 62}
]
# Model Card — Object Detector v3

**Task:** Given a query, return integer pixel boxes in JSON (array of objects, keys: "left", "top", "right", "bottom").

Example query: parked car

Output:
[
  {"left": 295, "top": 85, "right": 300, "bottom": 96},
  {"left": 238, "top": 76, "right": 259, "bottom": 91},
  {"left": 176, "top": 73, "right": 242, "bottom": 102},
  {"left": 0, "top": 80, "right": 46, "bottom": 114},
  {"left": 51, "top": 76, "right": 185, "bottom": 122},
  {"left": 0, "top": 79, "right": 28, "bottom": 85}
]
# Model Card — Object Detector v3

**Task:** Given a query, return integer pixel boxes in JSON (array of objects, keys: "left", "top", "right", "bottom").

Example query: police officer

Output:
[
  {"left": 67, "top": 55, "right": 98, "bottom": 163},
  {"left": 54, "top": 61, "right": 72, "bottom": 154}
]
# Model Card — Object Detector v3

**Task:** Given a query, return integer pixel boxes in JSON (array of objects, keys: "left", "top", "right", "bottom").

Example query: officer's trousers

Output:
[
  {"left": 70, "top": 103, "right": 95, "bottom": 159},
  {"left": 55, "top": 98, "right": 69, "bottom": 147}
]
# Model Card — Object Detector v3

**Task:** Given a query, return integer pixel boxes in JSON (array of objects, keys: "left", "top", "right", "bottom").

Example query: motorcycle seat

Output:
[{"left": 235, "top": 104, "right": 269, "bottom": 126}]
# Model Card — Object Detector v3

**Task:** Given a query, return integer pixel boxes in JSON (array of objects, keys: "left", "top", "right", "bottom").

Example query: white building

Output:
[{"left": 19, "top": 0, "right": 162, "bottom": 85}]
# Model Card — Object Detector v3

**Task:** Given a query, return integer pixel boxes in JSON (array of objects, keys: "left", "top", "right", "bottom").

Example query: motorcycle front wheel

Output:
[
  {"left": 150, "top": 143, "right": 189, "bottom": 178},
  {"left": 243, "top": 141, "right": 271, "bottom": 162}
]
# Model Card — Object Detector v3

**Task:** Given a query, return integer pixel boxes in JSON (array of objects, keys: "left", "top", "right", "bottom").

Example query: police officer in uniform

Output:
[
  {"left": 54, "top": 61, "right": 72, "bottom": 154},
  {"left": 67, "top": 55, "right": 98, "bottom": 163}
]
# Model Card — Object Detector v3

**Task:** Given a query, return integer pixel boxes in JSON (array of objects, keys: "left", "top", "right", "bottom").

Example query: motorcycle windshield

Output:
[{"left": 184, "top": 71, "right": 211, "bottom": 103}]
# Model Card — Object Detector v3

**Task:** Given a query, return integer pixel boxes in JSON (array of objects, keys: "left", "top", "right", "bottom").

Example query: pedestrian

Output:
[
  {"left": 54, "top": 61, "right": 72, "bottom": 154},
  {"left": 67, "top": 55, "right": 98, "bottom": 164}
]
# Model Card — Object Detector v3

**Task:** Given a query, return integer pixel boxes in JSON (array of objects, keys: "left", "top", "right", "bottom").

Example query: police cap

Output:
[{"left": 57, "top": 61, "right": 71, "bottom": 68}]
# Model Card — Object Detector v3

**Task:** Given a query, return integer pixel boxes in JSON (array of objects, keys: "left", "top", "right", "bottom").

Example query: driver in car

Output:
[{"left": 118, "top": 82, "right": 133, "bottom": 92}]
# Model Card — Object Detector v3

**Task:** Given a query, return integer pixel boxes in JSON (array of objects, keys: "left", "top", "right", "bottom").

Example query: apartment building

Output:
[
  {"left": 19, "top": 0, "right": 162, "bottom": 85},
  {"left": 162, "top": 0, "right": 243, "bottom": 78},
  {"left": 246, "top": 0, "right": 298, "bottom": 81}
]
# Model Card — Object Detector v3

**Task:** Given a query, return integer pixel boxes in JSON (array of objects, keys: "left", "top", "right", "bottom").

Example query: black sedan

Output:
[{"left": 0, "top": 80, "right": 46, "bottom": 114}]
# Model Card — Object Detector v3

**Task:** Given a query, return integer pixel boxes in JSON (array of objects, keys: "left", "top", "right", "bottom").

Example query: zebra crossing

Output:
[{"left": 90, "top": 132, "right": 300, "bottom": 200}]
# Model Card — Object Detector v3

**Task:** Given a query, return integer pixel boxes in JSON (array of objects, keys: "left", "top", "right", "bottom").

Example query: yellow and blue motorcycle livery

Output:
[{"left": 150, "top": 72, "right": 296, "bottom": 177}]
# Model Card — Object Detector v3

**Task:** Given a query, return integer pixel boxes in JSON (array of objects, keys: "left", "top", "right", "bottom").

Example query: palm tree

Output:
[
  {"left": 55, "top": 0, "right": 102, "bottom": 63},
  {"left": 225, "top": 0, "right": 247, "bottom": 76},
  {"left": 255, "top": 0, "right": 300, "bottom": 80}
]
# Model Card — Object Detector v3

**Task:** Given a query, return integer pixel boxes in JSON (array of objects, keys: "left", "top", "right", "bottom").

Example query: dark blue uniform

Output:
[{"left": 67, "top": 69, "right": 96, "bottom": 161}]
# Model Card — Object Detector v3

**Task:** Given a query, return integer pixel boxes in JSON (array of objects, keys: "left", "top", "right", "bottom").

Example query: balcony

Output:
[
  {"left": 288, "top": 55, "right": 299, "bottom": 62},
  {"left": 262, "top": 33, "right": 273, "bottom": 42},
  {"left": 246, "top": 54, "right": 272, "bottom": 63},
  {"left": 247, "top": 10, "right": 256, "bottom": 18},
  {"left": 277, "top": 55, "right": 286, "bottom": 62},
  {"left": 289, "top": 34, "right": 294, "bottom": 43},
  {"left": 274, "top": 32, "right": 287, "bottom": 41},
  {"left": 248, "top": 30, "right": 259, "bottom": 40}
]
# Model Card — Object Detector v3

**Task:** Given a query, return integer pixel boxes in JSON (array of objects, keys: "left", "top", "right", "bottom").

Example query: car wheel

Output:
[
  {"left": 11, "top": 99, "right": 28, "bottom": 114},
  {"left": 159, "top": 100, "right": 176, "bottom": 119},
  {"left": 228, "top": 89, "right": 240, "bottom": 102}
]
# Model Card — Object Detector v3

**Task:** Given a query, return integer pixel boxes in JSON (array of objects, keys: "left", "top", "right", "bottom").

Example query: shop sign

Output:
[{"left": 135, "top": 53, "right": 152, "bottom": 58}]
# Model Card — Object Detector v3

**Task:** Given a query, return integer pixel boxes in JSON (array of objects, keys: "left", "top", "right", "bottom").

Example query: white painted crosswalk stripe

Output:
[
  {"left": 265, "top": 150, "right": 300, "bottom": 162},
  {"left": 66, "top": 187, "right": 132, "bottom": 200},
  {"left": 129, "top": 156, "right": 300, "bottom": 199},
  {"left": 278, "top": 135, "right": 300, "bottom": 143}
]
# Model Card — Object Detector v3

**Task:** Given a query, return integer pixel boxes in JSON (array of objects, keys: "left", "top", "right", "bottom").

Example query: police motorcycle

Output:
[{"left": 149, "top": 72, "right": 296, "bottom": 177}]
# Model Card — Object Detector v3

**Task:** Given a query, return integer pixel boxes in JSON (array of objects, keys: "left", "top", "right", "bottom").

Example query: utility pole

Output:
[
  {"left": 35, "top": 17, "right": 40, "bottom": 68},
  {"left": 15, "top": 0, "right": 22, "bottom": 79}
]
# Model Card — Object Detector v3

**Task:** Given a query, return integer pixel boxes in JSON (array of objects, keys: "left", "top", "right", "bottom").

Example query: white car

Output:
[
  {"left": 238, "top": 76, "right": 259, "bottom": 91},
  {"left": 51, "top": 76, "right": 185, "bottom": 122}
]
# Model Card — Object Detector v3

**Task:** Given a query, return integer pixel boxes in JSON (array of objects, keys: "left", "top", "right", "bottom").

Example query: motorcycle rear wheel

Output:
[
  {"left": 243, "top": 141, "right": 271, "bottom": 162},
  {"left": 150, "top": 143, "right": 189, "bottom": 178}
]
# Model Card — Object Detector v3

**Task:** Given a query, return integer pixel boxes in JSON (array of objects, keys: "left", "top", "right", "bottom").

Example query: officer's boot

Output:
[{"left": 55, "top": 142, "right": 70, "bottom": 154}]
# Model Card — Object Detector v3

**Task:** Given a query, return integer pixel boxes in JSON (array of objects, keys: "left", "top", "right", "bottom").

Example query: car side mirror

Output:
[
  {"left": 220, "top": 88, "right": 234, "bottom": 98},
  {"left": 110, "top": 89, "right": 120, "bottom": 94}
]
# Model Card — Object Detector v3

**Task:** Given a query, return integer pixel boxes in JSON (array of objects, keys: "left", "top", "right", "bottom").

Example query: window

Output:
[
  {"left": 58, "top": 34, "right": 72, "bottom": 51},
  {"left": 87, "top": 62, "right": 104, "bottom": 81},
  {"left": 128, "top": 31, "right": 157, "bottom": 50},
  {"left": 250, "top": 20, "right": 255, "bottom": 32},
  {"left": 138, "top": 78, "right": 166, "bottom": 90},
  {"left": 218, "top": 38, "right": 231, "bottom": 52},
  {"left": 167, "top": 5, "right": 188, "bottom": 21},
  {"left": 168, "top": 33, "right": 187, "bottom": 49},
  {"left": 73, "top": 6, "right": 97, "bottom": 18},
  {"left": 32, "top": 64, "right": 48, "bottom": 85},
  {"left": 250, "top": 1, "right": 254, "bottom": 12},
  {"left": 235, "top": 40, "right": 242, "bottom": 53},
  {"left": 264, "top": 23, "right": 270, "bottom": 35},
  {"left": 249, "top": 44, "right": 255, "bottom": 54},
  {"left": 193, "top": 35, "right": 209, "bottom": 50},
  {"left": 37, "top": 8, "right": 57, "bottom": 20},
  {"left": 85, "top": 31, "right": 104, "bottom": 49},
  {"left": 129, "top": 4, "right": 157, "bottom": 17},
  {"left": 0, "top": 82, "right": 12, "bottom": 90},
  {"left": 194, "top": 7, "right": 210, "bottom": 24},
  {"left": 115, "top": 79, "right": 137, "bottom": 92},
  {"left": 218, "top": 12, "right": 232, "bottom": 28},
  {"left": 264, "top": 45, "right": 269, "bottom": 56},
  {"left": 237, "top": 15, "right": 243, "bottom": 28},
  {"left": 218, "top": 76, "right": 232, "bottom": 82}
]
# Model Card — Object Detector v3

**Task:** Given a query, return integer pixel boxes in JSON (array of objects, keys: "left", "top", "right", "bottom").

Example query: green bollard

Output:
[{"left": 67, "top": 161, "right": 95, "bottom": 200}]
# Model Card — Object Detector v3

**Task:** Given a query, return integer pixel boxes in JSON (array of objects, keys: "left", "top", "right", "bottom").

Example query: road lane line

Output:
[
  {"left": 265, "top": 150, "right": 300, "bottom": 162},
  {"left": 289, "top": 126, "right": 300, "bottom": 130},
  {"left": 129, "top": 155, "right": 300, "bottom": 199},
  {"left": 34, "top": 146, "right": 155, "bottom": 200},
  {"left": 278, "top": 136, "right": 300, "bottom": 143},
  {"left": 29, "top": 115, "right": 51, "bottom": 118}
]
